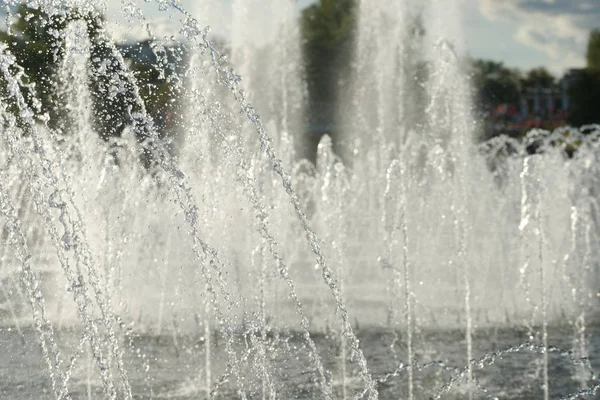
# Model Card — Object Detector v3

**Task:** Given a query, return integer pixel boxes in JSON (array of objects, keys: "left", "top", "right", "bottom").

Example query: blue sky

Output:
[
  {"left": 106, "top": 0, "right": 599, "bottom": 76},
  {"left": 2, "top": 0, "right": 598, "bottom": 76},
  {"left": 463, "top": 0, "right": 599, "bottom": 75}
]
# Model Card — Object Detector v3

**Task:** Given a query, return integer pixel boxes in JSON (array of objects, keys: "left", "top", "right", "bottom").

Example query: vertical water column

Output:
[
  {"left": 231, "top": 0, "right": 305, "bottom": 150},
  {"left": 60, "top": 20, "right": 94, "bottom": 159},
  {"left": 382, "top": 156, "right": 414, "bottom": 399},
  {"left": 571, "top": 201, "right": 592, "bottom": 389},
  {"left": 346, "top": 0, "right": 418, "bottom": 259},
  {"left": 183, "top": 49, "right": 222, "bottom": 394},
  {"left": 565, "top": 146, "right": 598, "bottom": 389},
  {"left": 57, "top": 20, "right": 102, "bottom": 323},
  {"left": 519, "top": 156, "right": 549, "bottom": 400},
  {"left": 344, "top": 0, "right": 423, "bottom": 155},
  {"left": 316, "top": 135, "right": 351, "bottom": 399},
  {"left": 271, "top": 0, "right": 305, "bottom": 142},
  {"left": 425, "top": 0, "right": 476, "bottom": 395},
  {"left": 0, "top": 37, "right": 131, "bottom": 399}
]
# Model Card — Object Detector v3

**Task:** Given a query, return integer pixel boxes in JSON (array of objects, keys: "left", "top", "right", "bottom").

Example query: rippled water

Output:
[{"left": 2, "top": 323, "right": 599, "bottom": 399}]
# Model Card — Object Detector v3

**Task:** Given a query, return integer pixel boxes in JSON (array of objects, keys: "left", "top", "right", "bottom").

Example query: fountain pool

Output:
[{"left": 1, "top": 0, "right": 600, "bottom": 399}]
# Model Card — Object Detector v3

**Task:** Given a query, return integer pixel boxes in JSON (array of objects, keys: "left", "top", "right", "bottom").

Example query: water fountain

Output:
[{"left": 1, "top": 0, "right": 600, "bottom": 399}]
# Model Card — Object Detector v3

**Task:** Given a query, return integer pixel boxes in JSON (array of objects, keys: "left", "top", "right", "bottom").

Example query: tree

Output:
[
  {"left": 470, "top": 59, "right": 522, "bottom": 109},
  {"left": 0, "top": 5, "right": 105, "bottom": 130},
  {"left": 0, "top": 6, "right": 180, "bottom": 143},
  {"left": 301, "top": 0, "right": 356, "bottom": 127},
  {"left": 586, "top": 29, "right": 600, "bottom": 70},
  {"left": 522, "top": 67, "right": 555, "bottom": 89},
  {"left": 568, "top": 29, "right": 600, "bottom": 126},
  {"left": 567, "top": 69, "right": 600, "bottom": 126}
]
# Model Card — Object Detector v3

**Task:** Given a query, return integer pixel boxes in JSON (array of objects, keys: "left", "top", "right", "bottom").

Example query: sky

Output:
[
  {"left": 464, "top": 0, "right": 600, "bottom": 75},
  {"left": 1, "top": 0, "right": 598, "bottom": 76}
]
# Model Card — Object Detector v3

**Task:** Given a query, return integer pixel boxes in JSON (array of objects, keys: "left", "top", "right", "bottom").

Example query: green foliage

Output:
[
  {"left": 568, "top": 69, "right": 600, "bottom": 126},
  {"left": 568, "top": 30, "right": 600, "bottom": 126},
  {"left": 2, "top": 5, "right": 103, "bottom": 118},
  {"left": 301, "top": 0, "right": 355, "bottom": 52},
  {"left": 130, "top": 52, "right": 181, "bottom": 135},
  {"left": 522, "top": 67, "right": 555, "bottom": 89},
  {"left": 586, "top": 29, "right": 600, "bottom": 70},
  {"left": 301, "top": 0, "right": 356, "bottom": 124},
  {"left": 470, "top": 59, "right": 522, "bottom": 108},
  {"left": 0, "top": 5, "right": 179, "bottom": 143}
]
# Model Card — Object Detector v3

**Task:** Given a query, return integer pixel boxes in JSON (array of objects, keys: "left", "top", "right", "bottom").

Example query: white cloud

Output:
[{"left": 477, "top": 0, "right": 598, "bottom": 72}]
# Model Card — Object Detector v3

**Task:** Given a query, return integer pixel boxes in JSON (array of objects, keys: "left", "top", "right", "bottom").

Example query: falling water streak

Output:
[
  {"left": 54, "top": 22, "right": 140, "bottom": 398},
  {"left": 455, "top": 75, "right": 475, "bottom": 400},
  {"left": 374, "top": 35, "right": 386, "bottom": 144},
  {"left": 0, "top": 271, "right": 22, "bottom": 338},
  {"left": 519, "top": 158, "right": 536, "bottom": 332},
  {"left": 250, "top": 242, "right": 271, "bottom": 400},
  {"left": 335, "top": 201, "right": 349, "bottom": 400},
  {"left": 258, "top": 243, "right": 276, "bottom": 400},
  {"left": 61, "top": 20, "right": 93, "bottom": 157},
  {"left": 164, "top": 8, "right": 378, "bottom": 396},
  {"left": 339, "top": 270, "right": 347, "bottom": 400},
  {"left": 561, "top": 205, "right": 578, "bottom": 318},
  {"left": 203, "top": 112, "right": 335, "bottom": 398},
  {"left": 166, "top": 176, "right": 250, "bottom": 400},
  {"left": 424, "top": 1, "right": 477, "bottom": 396},
  {"left": 61, "top": 21, "right": 127, "bottom": 388},
  {"left": 85, "top": 22, "right": 256, "bottom": 399},
  {"left": 317, "top": 138, "right": 350, "bottom": 399},
  {"left": 184, "top": 51, "right": 335, "bottom": 398},
  {"left": 382, "top": 158, "right": 414, "bottom": 399},
  {"left": 0, "top": 44, "right": 120, "bottom": 399},
  {"left": 185, "top": 52, "right": 214, "bottom": 397},
  {"left": 62, "top": 333, "right": 88, "bottom": 388},
  {"left": 259, "top": 249, "right": 267, "bottom": 400},
  {"left": 102, "top": 213, "right": 113, "bottom": 326},
  {"left": 519, "top": 155, "right": 552, "bottom": 398},
  {"left": 400, "top": 165, "right": 413, "bottom": 400},
  {"left": 577, "top": 219, "right": 593, "bottom": 386},
  {"left": 10, "top": 14, "right": 138, "bottom": 396},
  {"left": 0, "top": 181, "right": 68, "bottom": 399},
  {"left": 447, "top": 137, "right": 473, "bottom": 399},
  {"left": 432, "top": 51, "right": 474, "bottom": 400},
  {"left": 156, "top": 235, "right": 171, "bottom": 336},
  {"left": 381, "top": 162, "right": 400, "bottom": 363},
  {"left": 536, "top": 176, "right": 550, "bottom": 400},
  {"left": 205, "top": 283, "right": 212, "bottom": 394},
  {"left": 569, "top": 196, "right": 593, "bottom": 389},
  {"left": 278, "top": 29, "right": 290, "bottom": 136},
  {"left": 104, "top": 150, "right": 142, "bottom": 313},
  {"left": 1, "top": 173, "right": 31, "bottom": 335},
  {"left": 458, "top": 203, "right": 472, "bottom": 400},
  {"left": 87, "top": 344, "right": 93, "bottom": 400},
  {"left": 275, "top": 0, "right": 302, "bottom": 138}
]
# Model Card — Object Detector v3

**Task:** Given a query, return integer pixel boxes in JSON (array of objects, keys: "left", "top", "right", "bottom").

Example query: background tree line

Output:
[
  {"left": 470, "top": 29, "right": 600, "bottom": 128},
  {"left": 568, "top": 30, "right": 600, "bottom": 126},
  {"left": 301, "top": 0, "right": 600, "bottom": 136},
  {"left": 0, "top": 4, "right": 179, "bottom": 142},
  {"left": 1, "top": 1, "right": 598, "bottom": 150}
]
